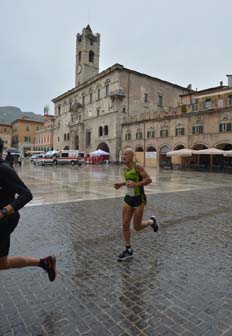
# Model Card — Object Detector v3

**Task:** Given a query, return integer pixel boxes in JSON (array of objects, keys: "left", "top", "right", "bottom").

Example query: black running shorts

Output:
[
  {"left": 0, "top": 212, "right": 20, "bottom": 257},
  {"left": 124, "top": 195, "right": 144, "bottom": 208}
]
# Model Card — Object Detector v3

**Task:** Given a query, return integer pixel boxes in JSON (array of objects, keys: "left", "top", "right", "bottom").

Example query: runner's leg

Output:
[
  {"left": 122, "top": 205, "right": 134, "bottom": 246},
  {"left": 133, "top": 204, "right": 153, "bottom": 231}
]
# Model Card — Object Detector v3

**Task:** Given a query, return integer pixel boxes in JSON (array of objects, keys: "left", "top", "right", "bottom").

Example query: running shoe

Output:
[
  {"left": 43, "top": 256, "right": 56, "bottom": 281},
  {"left": 118, "top": 248, "right": 133, "bottom": 261},
  {"left": 150, "top": 215, "right": 159, "bottom": 232}
]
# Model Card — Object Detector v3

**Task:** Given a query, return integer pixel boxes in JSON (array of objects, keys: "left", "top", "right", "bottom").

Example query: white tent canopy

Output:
[
  {"left": 192, "top": 148, "right": 225, "bottom": 155},
  {"left": 166, "top": 148, "right": 193, "bottom": 157},
  {"left": 90, "top": 149, "right": 109, "bottom": 156},
  {"left": 223, "top": 150, "right": 232, "bottom": 157}
]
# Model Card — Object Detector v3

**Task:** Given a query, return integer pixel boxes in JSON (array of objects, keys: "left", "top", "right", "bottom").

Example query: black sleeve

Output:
[{"left": 4, "top": 165, "right": 33, "bottom": 211}]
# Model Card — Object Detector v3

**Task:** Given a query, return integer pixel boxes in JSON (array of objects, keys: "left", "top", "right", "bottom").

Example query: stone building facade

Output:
[
  {"left": 11, "top": 118, "right": 44, "bottom": 155},
  {"left": 52, "top": 25, "right": 190, "bottom": 161},
  {"left": 122, "top": 76, "right": 232, "bottom": 167},
  {"left": 34, "top": 115, "right": 55, "bottom": 152},
  {"left": 0, "top": 123, "right": 12, "bottom": 149}
]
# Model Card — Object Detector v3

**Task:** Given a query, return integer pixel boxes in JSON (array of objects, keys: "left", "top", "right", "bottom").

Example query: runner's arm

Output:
[
  {"left": 135, "top": 164, "right": 152, "bottom": 186},
  {"left": 2, "top": 165, "right": 33, "bottom": 213}
]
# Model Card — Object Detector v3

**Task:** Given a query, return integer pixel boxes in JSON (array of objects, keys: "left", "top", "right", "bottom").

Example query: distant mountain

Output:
[{"left": 0, "top": 106, "right": 44, "bottom": 123}]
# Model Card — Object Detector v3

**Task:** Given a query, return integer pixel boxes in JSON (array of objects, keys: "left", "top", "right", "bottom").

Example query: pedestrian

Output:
[
  {"left": 5, "top": 152, "right": 14, "bottom": 168},
  {"left": 114, "top": 148, "right": 159, "bottom": 261},
  {"left": 0, "top": 138, "right": 56, "bottom": 281}
]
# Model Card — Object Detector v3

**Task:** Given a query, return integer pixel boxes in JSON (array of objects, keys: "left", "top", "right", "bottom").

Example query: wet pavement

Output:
[
  {"left": 14, "top": 160, "right": 232, "bottom": 206},
  {"left": 0, "top": 162, "right": 232, "bottom": 335}
]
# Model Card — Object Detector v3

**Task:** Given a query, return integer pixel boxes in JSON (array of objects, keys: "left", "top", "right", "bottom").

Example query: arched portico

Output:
[
  {"left": 146, "top": 146, "right": 157, "bottom": 167},
  {"left": 159, "top": 145, "right": 171, "bottom": 169}
]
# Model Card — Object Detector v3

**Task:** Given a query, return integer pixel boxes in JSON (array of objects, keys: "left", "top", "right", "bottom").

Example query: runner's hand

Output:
[{"left": 114, "top": 183, "right": 122, "bottom": 190}]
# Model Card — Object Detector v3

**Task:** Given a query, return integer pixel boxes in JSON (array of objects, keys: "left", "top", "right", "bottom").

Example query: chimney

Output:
[
  {"left": 220, "top": 81, "right": 223, "bottom": 86},
  {"left": 227, "top": 75, "right": 232, "bottom": 87}
]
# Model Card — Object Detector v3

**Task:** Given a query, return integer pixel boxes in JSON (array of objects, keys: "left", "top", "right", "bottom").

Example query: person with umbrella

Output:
[
  {"left": 0, "top": 138, "right": 56, "bottom": 281},
  {"left": 114, "top": 148, "right": 159, "bottom": 261},
  {"left": 5, "top": 152, "right": 14, "bottom": 168}
]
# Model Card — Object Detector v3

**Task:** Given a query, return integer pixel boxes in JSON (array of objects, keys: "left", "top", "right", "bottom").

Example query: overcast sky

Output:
[{"left": 0, "top": 0, "right": 231, "bottom": 115}]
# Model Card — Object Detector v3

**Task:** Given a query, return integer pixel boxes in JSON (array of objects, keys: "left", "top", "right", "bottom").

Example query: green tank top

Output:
[{"left": 124, "top": 164, "right": 142, "bottom": 196}]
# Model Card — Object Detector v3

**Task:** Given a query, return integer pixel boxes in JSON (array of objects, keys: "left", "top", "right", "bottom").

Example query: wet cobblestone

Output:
[{"left": 0, "top": 185, "right": 232, "bottom": 335}]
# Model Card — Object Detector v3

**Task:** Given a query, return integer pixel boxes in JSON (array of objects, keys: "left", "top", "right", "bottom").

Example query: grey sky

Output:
[{"left": 0, "top": 0, "right": 231, "bottom": 115}]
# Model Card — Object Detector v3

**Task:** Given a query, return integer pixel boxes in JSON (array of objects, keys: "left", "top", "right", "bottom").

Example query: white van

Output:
[
  {"left": 53, "top": 150, "right": 85, "bottom": 166},
  {"left": 36, "top": 150, "right": 85, "bottom": 166}
]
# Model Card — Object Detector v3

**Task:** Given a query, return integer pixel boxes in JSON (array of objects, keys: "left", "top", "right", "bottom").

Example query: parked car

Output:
[
  {"left": 33, "top": 153, "right": 46, "bottom": 165},
  {"left": 160, "top": 159, "right": 172, "bottom": 169}
]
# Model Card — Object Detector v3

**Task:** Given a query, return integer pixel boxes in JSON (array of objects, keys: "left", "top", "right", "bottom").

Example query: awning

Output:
[
  {"left": 192, "top": 148, "right": 225, "bottom": 155},
  {"left": 223, "top": 150, "right": 232, "bottom": 157},
  {"left": 166, "top": 148, "right": 193, "bottom": 157}
]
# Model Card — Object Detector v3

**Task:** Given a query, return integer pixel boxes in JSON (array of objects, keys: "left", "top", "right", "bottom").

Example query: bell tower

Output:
[{"left": 75, "top": 25, "right": 100, "bottom": 86}]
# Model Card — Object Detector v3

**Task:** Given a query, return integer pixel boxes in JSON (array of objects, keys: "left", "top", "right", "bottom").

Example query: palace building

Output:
[{"left": 52, "top": 25, "right": 232, "bottom": 169}]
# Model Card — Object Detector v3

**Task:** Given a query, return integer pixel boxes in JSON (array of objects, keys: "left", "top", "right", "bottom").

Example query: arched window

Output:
[
  {"left": 67, "top": 133, "right": 70, "bottom": 141},
  {"left": 78, "top": 51, "right": 81, "bottom": 62},
  {"left": 136, "top": 128, "right": 143, "bottom": 140},
  {"left": 64, "top": 134, "right": 66, "bottom": 141},
  {"left": 125, "top": 130, "right": 131, "bottom": 141},
  {"left": 104, "top": 125, "right": 108, "bottom": 136},
  {"left": 147, "top": 127, "right": 155, "bottom": 138},
  {"left": 99, "top": 126, "right": 103, "bottom": 137},
  {"left": 89, "top": 50, "right": 94, "bottom": 63}
]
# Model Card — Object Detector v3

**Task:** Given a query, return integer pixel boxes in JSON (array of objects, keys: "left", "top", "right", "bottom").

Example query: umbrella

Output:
[
  {"left": 6, "top": 147, "right": 20, "bottom": 153},
  {"left": 192, "top": 148, "right": 225, "bottom": 155},
  {"left": 90, "top": 149, "right": 109, "bottom": 156},
  {"left": 223, "top": 150, "right": 232, "bottom": 157},
  {"left": 166, "top": 148, "right": 193, "bottom": 157}
]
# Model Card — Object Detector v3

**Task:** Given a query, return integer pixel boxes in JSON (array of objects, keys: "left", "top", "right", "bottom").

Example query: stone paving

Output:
[{"left": 0, "top": 176, "right": 232, "bottom": 335}]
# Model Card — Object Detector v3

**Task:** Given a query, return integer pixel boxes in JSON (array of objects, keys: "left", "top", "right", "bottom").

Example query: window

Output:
[
  {"left": 158, "top": 95, "right": 163, "bottom": 107},
  {"left": 90, "top": 92, "right": 93, "bottom": 104},
  {"left": 25, "top": 125, "right": 30, "bottom": 131},
  {"left": 82, "top": 96, "right": 85, "bottom": 106},
  {"left": 58, "top": 136, "right": 60, "bottom": 142},
  {"left": 144, "top": 93, "right": 148, "bottom": 103},
  {"left": 97, "top": 88, "right": 101, "bottom": 100},
  {"left": 123, "top": 107, "right": 126, "bottom": 113},
  {"left": 219, "top": 122, "right": 232, "bottom": 132},
  {"left": 104, "top": 125, "right": 108, "bottom": 136},
  {"left": 89, "top": 51, "right": 94, "bottom": 63},
  {"left": 147, "top": 127, "right": 155, "bottom": 138},
  {"left": 192, "top": 125, "right": 203, "bottom": 134},
  {"left": 24, "top": 136, "right": 31, "bottom": 142},
  {"left": 64, "top": 134, "right": 66, "bottom": 141},
  {"left": 106, "top": 84, "right": 109, "bottom": 97},
  {"left": 67, "top": 133, "right": 70, "bottom": 141},
  {"left": 69, "top": 102, "right": 72, "bottom": 111},
  {"left": 97, "top": 108, "right": 100, "bottom": 116},
  {"left": 125, "top": 131, "right": 131, "bottom": 141},
  {"left": 4, "top": 128, "right": 6, "bottom": 133},
  {"left": 229, "top": 95, "right": 232, "bottom": 106},
  {"left": 204, "top": 98, "right": 211, "bottom": 109},
  {"left": 78, "top": 51, "right": 81, "bottom": 62},
  {"left": 160, "top": 129, "right": 168, "bottom": 137},
  {"left": 136, "top": 129, "right": 143, "bottom": 140},
  {"left": 86, "top": 130, "right": 91, "bottom": 146},
  {"left": 58, "top": 105, "right": 61, "bottom": 115},
  {"left": 175, "top": 127, "right": 185, "bottom": 136},
  {"left": 36, "top": 126, "right": 39, "bottom": 131},
  {"left": 99, "top": 126, "right": 103, "bottom": 137}
]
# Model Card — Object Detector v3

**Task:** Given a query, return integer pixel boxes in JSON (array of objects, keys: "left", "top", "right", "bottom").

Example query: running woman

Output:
[{"left": 114, "top": 148, "right": 159, "bottom": 261}]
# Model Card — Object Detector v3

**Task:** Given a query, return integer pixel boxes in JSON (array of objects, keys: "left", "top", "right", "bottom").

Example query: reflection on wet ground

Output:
[
  {"left": 16, "top": 160, "right": 232, "bottom": 206},
  {"left": 0, "top": 161, "right": 231, "bottom": 335}
]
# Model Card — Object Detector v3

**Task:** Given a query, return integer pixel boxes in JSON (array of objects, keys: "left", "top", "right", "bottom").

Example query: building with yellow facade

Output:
[
  {"left": 12, "top": 118, "right": 44, "bottom": 155},
  {"left": 0, "top": 123, "right": 12, "bottom": 149}
]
